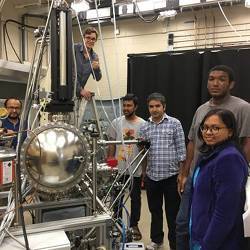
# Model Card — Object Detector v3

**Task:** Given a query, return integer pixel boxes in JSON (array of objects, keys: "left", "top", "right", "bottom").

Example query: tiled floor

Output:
[{"left": 127, "top": 190, "right": 170, "bottom": 250}]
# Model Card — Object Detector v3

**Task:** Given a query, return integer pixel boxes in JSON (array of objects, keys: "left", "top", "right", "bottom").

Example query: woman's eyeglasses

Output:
[{"left": 200, "top": 125, "right": 227, "bottom": 134}]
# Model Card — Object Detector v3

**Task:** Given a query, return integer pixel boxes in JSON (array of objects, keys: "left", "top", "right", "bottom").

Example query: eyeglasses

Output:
[
  {"left": 6, "top": 106, "right": 20, "bottom": 110},
  {"left": 200, "top": 125, "right": 227, "bottom": 134},
  {"left": 84, "top": 36, "right": 97, "bottom": 42}
]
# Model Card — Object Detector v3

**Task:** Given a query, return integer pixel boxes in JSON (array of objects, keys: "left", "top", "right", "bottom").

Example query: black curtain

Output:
[{"left": 127, "top": 49, "right": 250, "bottom": 141}]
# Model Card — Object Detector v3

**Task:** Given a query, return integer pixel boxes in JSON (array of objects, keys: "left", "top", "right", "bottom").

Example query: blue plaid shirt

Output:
[{"left": 140, "top": 114, "right": 186, "bottom": 181}]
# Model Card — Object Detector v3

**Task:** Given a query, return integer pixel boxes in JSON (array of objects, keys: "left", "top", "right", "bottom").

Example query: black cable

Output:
[
  {"left": 133, "top": 1, "right": 158, "bottom": 23},
  {"left": 3, "top": 19, "right": 37, "bottom": 62},
  {"left": 23, "top": 198, "right": 36, "bottom": 224},
  {"left": 138, "top": 14, "right": 158, "bottom": 23},
  {"left": 5, "top": 19, "right": 37, "bottom": 29},
  {"left": 16, "top": 154, "right": 30, "bottom": 250},
  {"left": 4, "top": 22, "right": 22, "bottom": 63},
  {"left": 3, "top": 24, "right": 8, "bottom": 60}
]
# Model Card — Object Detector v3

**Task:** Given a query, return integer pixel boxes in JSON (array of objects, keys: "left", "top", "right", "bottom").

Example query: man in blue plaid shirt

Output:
[{"left": 140, "top": 92, "right": 186, "bottom": 250}]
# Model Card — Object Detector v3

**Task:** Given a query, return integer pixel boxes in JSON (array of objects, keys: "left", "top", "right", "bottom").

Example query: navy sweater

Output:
[{"left": 190, "top": 142, "right": 248, "bottom": 250}]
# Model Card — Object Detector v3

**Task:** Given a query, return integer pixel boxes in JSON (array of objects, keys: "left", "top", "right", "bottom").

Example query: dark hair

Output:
[
  {"left": 147, "top": 92, "right": 166, "bottom": 106},
  {"left": 4, "top": 98, "right": 22, "bottom": 108},
  {"left": 122, "top": 93, "right": 138, "bottom": 106},
  {"left": 84, "top": 27, "right": 98, "bottom": 39},
  {"left": 198, "top": 109, "right": 238, "bottom": 152},
  {"left": 208, "top": 65, "right": 235, "bottom": 82}
]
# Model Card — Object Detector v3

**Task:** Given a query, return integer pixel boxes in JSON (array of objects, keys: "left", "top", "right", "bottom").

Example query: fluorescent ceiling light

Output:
[
  {"left": 135, "top": 0, "right": 154, "bottom": 12},
  {"left": 159, "top": 9, "right": 177, "bottom": 18},
  {"left": 71, "top": 0, "right": 89, "bottom": 13},
  {"left": 88, "top": 20, "right": 107, "bottom": 24},
  {"left": 86, "top": 7, "right": 111, "bottom": 20},
  {"left": 206, "top": 0, "right": 237, "bottom": 2},
  {"left": 154, "top": 0, "right": 167, "bottom": 9},
  {"left": 245, "top": 0, "right": 250, "bottom": 8},
  {"left": 157, "top": 9, "right": 177, "bottom": 21},
  {"left": 134, "top": 0, "right": 165, "bottom": 12},
  {"left": 179, "top": 0, "right": 200, "bottom": 6}
]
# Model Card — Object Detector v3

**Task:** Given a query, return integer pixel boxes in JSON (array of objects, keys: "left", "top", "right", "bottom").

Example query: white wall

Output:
[{"left": 1, "top": 2, "right": 250, "bottom": 99}]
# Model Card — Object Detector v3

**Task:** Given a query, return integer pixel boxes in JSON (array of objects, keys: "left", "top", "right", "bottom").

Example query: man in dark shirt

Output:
[
  {"left": 1, "top": 98, "right": 22, "bottom": 149},
  {"left": 74, "top": 27, "right": 102, "bottom": 101}
]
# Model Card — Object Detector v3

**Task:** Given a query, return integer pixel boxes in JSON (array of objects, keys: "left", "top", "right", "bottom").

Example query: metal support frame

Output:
[
  {"left": 90, "top": 94, "right": 104, "bottom": 140},
  {"left": 109, "top": 148, "right": 149, "bottom": 210},
  {"left": 91, "top": 132, "right": 99, "bottom": 214},
  {"left": 8, "top": 214, "right": 113, "bottom": 249}
]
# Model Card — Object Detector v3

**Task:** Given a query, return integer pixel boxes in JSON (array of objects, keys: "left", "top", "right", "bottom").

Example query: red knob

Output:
[{"left": 106, "top": 157, "right": 118, "bottom": 168}]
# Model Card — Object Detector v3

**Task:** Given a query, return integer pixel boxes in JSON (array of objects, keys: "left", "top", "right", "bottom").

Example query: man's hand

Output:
[
  {"left": 177, "top": 173, "right": 188, "bottom": 196},
  {"left": 6, "top": 129, "right": 16, "bottom": 135},
  {"left": 141, "top": 171, "right": 146, "bottom": 182},
  {"left": 92, "top": 60, "right": 100, "bottom": 70},
  {"left": 80, "top": 88, "right": 92, "bottom": 101},
  {"left": 177, "top": 140, "right": 194, "bottom": 195}
]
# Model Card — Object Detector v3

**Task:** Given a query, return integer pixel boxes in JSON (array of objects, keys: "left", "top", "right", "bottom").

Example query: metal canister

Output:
[{"left": 0, "top": 146, "right": 16, "bottom": 185}]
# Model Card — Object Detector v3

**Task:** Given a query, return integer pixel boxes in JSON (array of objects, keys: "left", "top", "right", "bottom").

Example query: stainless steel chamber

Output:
[{"left": 20, "top": 122, "right": 91, "bottom": 193}]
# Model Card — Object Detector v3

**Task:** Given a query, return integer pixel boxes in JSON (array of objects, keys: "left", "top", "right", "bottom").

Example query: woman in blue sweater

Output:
[{"left": 189, "top": 109, "right": 248, "bottom": 250}]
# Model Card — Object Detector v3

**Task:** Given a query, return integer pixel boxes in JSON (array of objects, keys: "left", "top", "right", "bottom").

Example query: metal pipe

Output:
[
  {"left": 82, "top": 175, "right": 123, "bottom": 240},
  {"left": 0, "top": 13, "right": 2, "bottom": 59},
  {"left": 21, "top": 15, "right": 26, "bottom": 62},
  {"left": 90, "top": 94, "right": 103, "bottom": 140},
  {"left": 0, "top": 0, "right": 6, "bottom": 11},
  {"left": 86, "top": 21, "right": 250, "bottom": 42},
  {"left": 172, "top": 33, "right": 250, "bottom": 43},
  {"left": 20, "top": 14, "right": 47, "bottom": 63},
  {"left": 172, "top": 41, "right": 250, "bottom": 51},
  {"left": 8, "top": 214, "right": 112, "bottom": 236},
  {"left": 92, "top": 134, "right": 98, "bottom": 215},
  {"left": 83, "top": 175, "right": 109, "bottom": 213},
  {"left": 109, "top": 148, "right": 149, "bottom": 210},
  {"left": 98, "top": 139, "right": 139, "bottom": 146},
  {"left": 102, "top": 148, "right": 145, "bottom": 203}
]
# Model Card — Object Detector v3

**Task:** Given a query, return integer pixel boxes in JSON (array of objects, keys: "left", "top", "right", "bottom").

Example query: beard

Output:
[
  {"left": 8, "top": 113, "right": 18, "bottom": 120},
  {"left": 124, "top": 111, "right": 135, "bottom": 118}
]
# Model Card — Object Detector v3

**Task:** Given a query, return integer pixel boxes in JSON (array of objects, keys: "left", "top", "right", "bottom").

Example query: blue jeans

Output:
[{"left": 176, "top": 176, "right": 192, "bottom": 250}]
